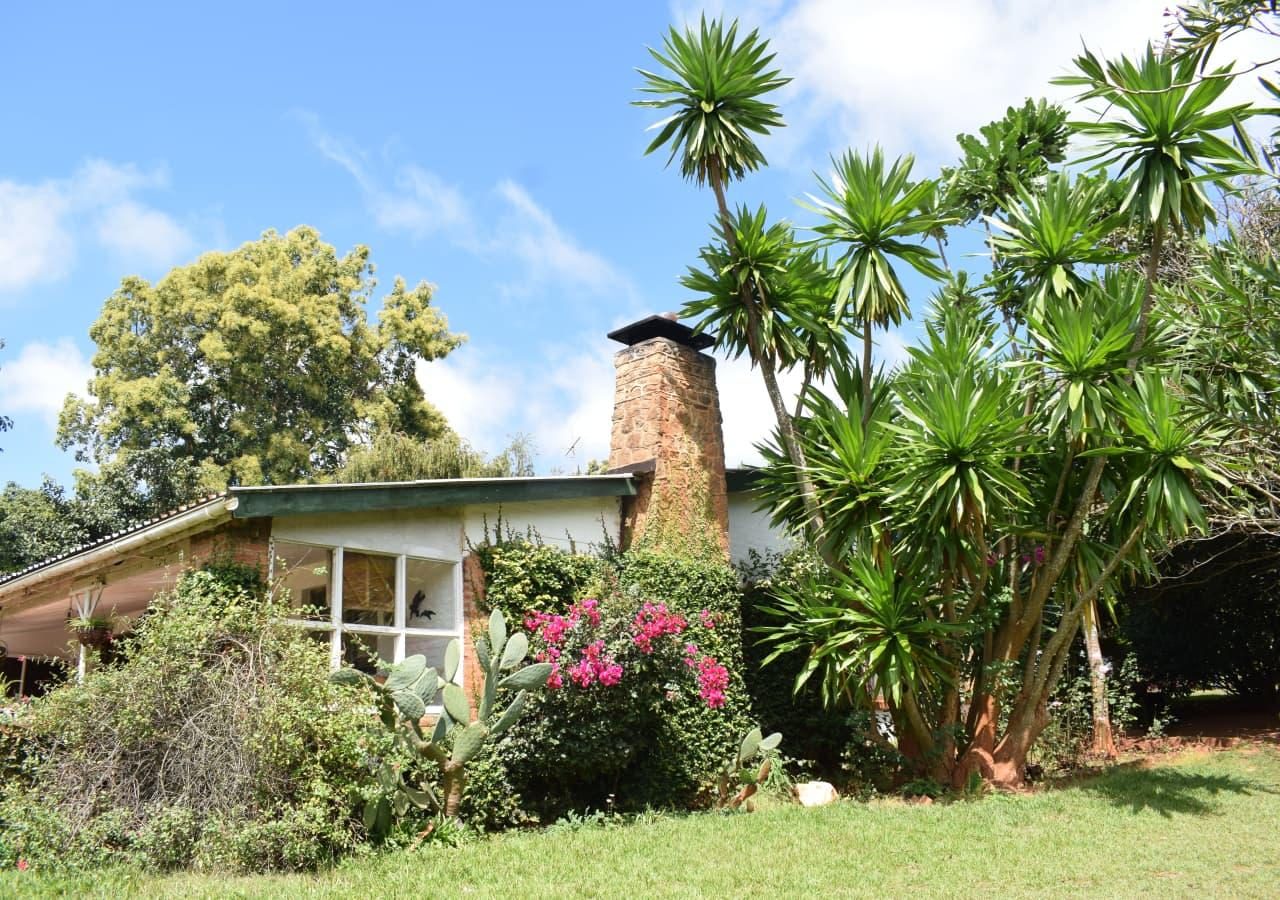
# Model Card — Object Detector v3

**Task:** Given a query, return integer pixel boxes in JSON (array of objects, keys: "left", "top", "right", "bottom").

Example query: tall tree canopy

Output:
[{"left": 57, "top": 226, "right": 462, "bottom": 489}]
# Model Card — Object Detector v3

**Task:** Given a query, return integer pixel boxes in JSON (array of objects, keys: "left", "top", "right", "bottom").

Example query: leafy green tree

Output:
[
  {"left": 749, "top": 37, "right": 1263, "bottom": 787},
  {"left": 0, "top": 478, "right": 87, "bottom": 574},
  {"left": 334, "top": 432, "right": 535, "bottom": 483},
  {"left": 636, "top": 17, "right": 827, "bottom": 538},
  {"left": 58, "top": 226, "right": 462, "bottom": 490}
]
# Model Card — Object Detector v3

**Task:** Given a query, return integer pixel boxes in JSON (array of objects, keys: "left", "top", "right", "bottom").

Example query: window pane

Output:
[
  {"left": 275, "top": 542, "right": 331, "bottom": 621},
  {"left": 341, "top": 551, "right": 397, "bottom": 626},
  {"left": 406, "top": 558, "right": 457, "bottom": 630},
  {"left": 341, "top": 631, "right": 396, "bottom": 674}
]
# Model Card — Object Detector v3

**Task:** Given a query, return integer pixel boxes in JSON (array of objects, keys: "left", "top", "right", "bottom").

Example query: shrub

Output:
[
  {"left": 480, "top": 547, "right": 751, "bottom": 819},
  {"left": 0, "top": 567, "right": 401, "bottom": 873},
  {"left": 738, "top": 550, "right": 862, "bottom": 778},
  {"left": 474, "top": 536, "right": 604, "bottom": 625}
]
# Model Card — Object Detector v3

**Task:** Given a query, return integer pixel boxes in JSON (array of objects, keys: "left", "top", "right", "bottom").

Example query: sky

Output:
[{"left": 0, "top": 1, "right": 1272, "bottom": 488}]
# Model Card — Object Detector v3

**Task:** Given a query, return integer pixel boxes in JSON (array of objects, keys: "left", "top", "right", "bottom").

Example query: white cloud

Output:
[
  {"left": 0, "top": 160, "right": 193, "bottom": 297},
  {"left": 493, "top": 180, "right": 629, "bottom": 297},
  {"left": 0, "top": 338, "right": 93, "bottom": 427},
  {"left": 302, "top": 115, "right": 632, "bottom": 300},
  {"left": 96, "top": 201, "right": 194, "bottom": 268},
  {"left": 0, "top": 180, "right": 73, "bottom": 291},
  {"left": 672, "top": 1, "right": 1275, "bottom": 167}
]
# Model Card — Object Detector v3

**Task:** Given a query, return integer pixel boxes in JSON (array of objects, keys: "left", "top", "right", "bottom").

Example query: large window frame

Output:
[{"left": 270, "top": 539, "right": 463, "bottom": 710}]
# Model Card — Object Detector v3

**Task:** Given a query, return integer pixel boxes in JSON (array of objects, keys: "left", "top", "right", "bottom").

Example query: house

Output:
[{"left": 0, "top": 316, "right": 791, "bottom": 704}]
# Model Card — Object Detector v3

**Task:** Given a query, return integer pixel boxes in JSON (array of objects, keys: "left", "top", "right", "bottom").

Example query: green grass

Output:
[{"left": 6, "top": 746, "right": 1279, "bottom": 898}]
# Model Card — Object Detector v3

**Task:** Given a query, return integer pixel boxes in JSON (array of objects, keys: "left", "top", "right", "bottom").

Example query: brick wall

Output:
[
  {"left": 609, "top": 337, "right": 729, "bottom": 556},
  {"left": 460, "top": 552, "right": 488, "bottom": 715}
]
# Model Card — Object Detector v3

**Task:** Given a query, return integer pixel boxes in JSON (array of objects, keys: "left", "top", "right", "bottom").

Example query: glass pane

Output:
[
  {"left": 342, "top": 551, "right": 397, "bottom": 627},
  {"left": 275, "top": 542, "right": 331, "bottom": 621},
  {"left": 405, "top": 634, "right": 455, "bottom": 704},
  {"left": 341, "top": 630, "right": 396, "bottom": 675},
  {"left": 406, "top": 558, "right": 457, "bottom": 630}
]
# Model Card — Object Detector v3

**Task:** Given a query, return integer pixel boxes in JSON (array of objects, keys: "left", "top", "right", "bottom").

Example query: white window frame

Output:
[{"left": 270, "top": 538, "right": 464, "bottom": 712}]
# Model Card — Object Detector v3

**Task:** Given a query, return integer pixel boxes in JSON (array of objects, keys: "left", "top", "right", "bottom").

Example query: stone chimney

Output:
[{"left": 607, "top": 314, "right": 729, "bottom": 557}]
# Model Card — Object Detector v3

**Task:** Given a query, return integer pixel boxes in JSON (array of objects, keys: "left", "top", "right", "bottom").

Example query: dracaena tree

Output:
[
  {"left": 750, "top": 37, "right": 1263, "bottom": 787},
  {"left": 636, "top": 16, "right": 828, "bottom": 538},
  {"left": 805, "top": 148, "right": 950, "bottom": 422}
]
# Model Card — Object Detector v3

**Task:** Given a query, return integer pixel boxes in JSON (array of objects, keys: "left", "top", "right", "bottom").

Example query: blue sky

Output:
[{"left": 0, "top": 0, "right": 1265, "bottom": 488}]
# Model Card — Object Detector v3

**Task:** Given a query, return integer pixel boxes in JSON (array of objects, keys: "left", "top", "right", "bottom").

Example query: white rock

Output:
[{"left": 796, "top": 781, "right": 838, "bottom": 807}]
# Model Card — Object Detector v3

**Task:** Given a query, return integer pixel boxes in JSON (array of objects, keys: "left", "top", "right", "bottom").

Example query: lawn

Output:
[{"left": 5, "top": 746, "right": 1278, "bottom": 898}]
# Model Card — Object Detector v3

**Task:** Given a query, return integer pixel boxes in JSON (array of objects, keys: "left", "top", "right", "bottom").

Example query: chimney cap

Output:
[{"left": 608, "top": 315, "right": 715, "bottom": 351}]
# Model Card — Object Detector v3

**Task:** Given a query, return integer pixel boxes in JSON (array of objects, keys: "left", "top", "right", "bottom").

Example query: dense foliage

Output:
[
  {"left": 57, "top": 226, "right": 462, "bottom": 491},
  {"left": 645, "top": 5, "right": 1280, "bottom": 787},
  {"left": 0, "top": 568, "right": 402, "bottom": 873},
  {"left": 333, "top": 432, "right": 535, "bottom": 484},
  {"left": 472, "top": 542, "right": 752, "bottom": 820},
  {"left": 1124, "top": 533, "right": 1280, "bottom": 703}
]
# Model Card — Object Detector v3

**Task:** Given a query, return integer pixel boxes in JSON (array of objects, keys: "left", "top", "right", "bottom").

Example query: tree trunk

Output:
[
  {"left": 861, "top": 326, "right": 874, "bottom": 426},
  {"left": 1084, "top": 597, "right": 1118, "bottom": 757},
  {"left": 707, "top": 167, "right": 826, "bottom": 541},
  {"left": 442, "top": 763, "right": 466, "bottom": 819}
]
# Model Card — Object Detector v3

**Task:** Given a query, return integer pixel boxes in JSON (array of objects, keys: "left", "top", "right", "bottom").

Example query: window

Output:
[{"left": 271, "top": 540, "right": 462, "bottom": 706}]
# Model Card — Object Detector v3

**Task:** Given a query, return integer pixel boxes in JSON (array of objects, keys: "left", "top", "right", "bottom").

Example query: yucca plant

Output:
[
  {"left": 805, "top": 147, "right": 951, "bottom": 416},
  {"left": 986, "top": 173, "right": 1129, "bottom": 317},
  {"left": 1055, "top": 43, "right": 1263, "bottom": 348},
  {"left": 637, "top": 17, "right": 828, "bottom": 539}
]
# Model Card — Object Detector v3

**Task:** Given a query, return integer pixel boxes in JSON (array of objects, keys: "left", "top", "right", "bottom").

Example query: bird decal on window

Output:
[{"left": 410, "top": 590, "right": 435, "bottom": 621}]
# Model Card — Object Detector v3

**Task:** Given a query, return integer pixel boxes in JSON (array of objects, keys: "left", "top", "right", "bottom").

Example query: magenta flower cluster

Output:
[
  {"left": 684, "top": 644, "right": 730, "bottom": 709},
  {"left": 526, "top": 597, "right": 609, "bottom": 690},
  {"left": 631, "top": 601, "right": 688, "bottom": 654},
  {"left": 523, "top": 596, "right": 728, "bottom": 709}
]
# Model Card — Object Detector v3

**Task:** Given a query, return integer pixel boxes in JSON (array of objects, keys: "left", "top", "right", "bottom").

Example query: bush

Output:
[
  {"left": 473, "top": 536, "right": 604, "bottom": 625},
  {"left": 477, "top": 546, "right": 751, "bottom": 819},
  {"left": 1123, "top": 533, "right": 1280, "bottom": 705},
  {"left": 738, "top": 550, "right": 863, "bottom": 779},
  {"left": 0, "top": 567, "right": 402, "bottom": 873}
]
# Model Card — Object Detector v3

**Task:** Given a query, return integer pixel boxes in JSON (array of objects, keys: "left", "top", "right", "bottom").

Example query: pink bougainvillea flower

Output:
[
  {"left": 631, "top": 602, "right": 687, "bottom": 654},
  {"left": 16, "top": 859, "right": 29, "bottom": 872},
  {"left": 699, "top": 608, "right": 715, "bottom": 629}
]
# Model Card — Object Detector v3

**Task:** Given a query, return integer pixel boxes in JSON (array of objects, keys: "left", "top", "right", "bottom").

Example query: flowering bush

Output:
[{"left": 485, "top": 549, "right": 751, "bottom": 819}]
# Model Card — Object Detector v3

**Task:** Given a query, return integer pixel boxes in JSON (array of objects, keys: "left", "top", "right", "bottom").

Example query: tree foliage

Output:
[
  {"left": 333, "top": 431, "right": 535, "bottom": 484},
  {"left": 653, "top": 12, "right": 1274, "bottom": 787},
  {"left": 57, "top": 226, "right": 462, "bottom": 490}
]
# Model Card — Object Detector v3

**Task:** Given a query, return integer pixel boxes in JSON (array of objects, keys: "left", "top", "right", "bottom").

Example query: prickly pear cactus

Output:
[
  {"left": 331, "top": 607, "right": 552, "bottom": 833},
  {"left": 715, "top": 725, "right": 782, "bottom": 810}
]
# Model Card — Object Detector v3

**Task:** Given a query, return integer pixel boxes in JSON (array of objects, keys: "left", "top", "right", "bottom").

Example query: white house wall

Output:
[
  {"left": 462, "top": 498, "right": 622, "bottom": 554},
  {"left": 728, "top": 492, "right": 793, "bottom": 564},
  {"left": 271, "top": 509, "right": 464, "bottom": 561}
]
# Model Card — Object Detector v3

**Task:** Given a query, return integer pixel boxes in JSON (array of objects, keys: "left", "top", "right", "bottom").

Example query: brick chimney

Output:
[{"left": 608, "top": 314, "right": 729, "bottom": 557}]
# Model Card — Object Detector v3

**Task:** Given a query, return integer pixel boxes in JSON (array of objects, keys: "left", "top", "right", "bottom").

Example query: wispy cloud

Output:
[
  {"left": 0, "top": 337, "right": 93, "bottom": 429},
  {"left": 0, "top": 160, "right": 195, "bottom": 299},
  {"left": 301, "top": 113, "right": 633, "bottom": 301}
]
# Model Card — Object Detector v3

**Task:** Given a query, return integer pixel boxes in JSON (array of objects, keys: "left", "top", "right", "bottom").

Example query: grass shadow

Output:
[{"left": 1067, "top": 760, "right": 1278, "bottom": 817}]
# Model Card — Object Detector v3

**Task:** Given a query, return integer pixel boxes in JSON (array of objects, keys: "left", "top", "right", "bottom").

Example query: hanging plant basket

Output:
[{"left": 72, "top": 624, "right": 113, "bottom": 651}]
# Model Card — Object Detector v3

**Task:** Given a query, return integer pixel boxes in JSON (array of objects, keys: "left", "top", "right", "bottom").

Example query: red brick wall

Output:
[
  {"left": 460, "top": 552, "right": 488, "bottom": 715},
  {"left": 609, "top": 337, "right": 729, "bottom": 556}
]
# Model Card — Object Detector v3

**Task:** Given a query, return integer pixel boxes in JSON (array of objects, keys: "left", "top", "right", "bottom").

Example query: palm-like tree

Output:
[
  {"left": 1055, "top": 43, "right": 1260, "bottom": 351},
  {"left": 636, "top": 17, "right": 827, "bottom": 536},
  {"left": 806, "top": 147, "right": 950, "bottom": 421},
  {"left": 986, "top": 173, "right": 1128, "bottom": 318},
  {"left": 636, "top": 16, "right": 789, "bottom": 223}
]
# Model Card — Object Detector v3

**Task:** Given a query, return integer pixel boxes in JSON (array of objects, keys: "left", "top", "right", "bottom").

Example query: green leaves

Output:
[
  {"left": 635, "top": 15, "right": 790, "bottom": 186},
  {"left": 681, "top": 204, "right": 844, "bottom": 375},
  {"left": 1055, "top": 43, "right": 1262, "bottom": 236},
  {"left": 805, "top": 147, "right": 950, "bottom": 329},
  {"left": 986, "top": 173, "right": 1129, "bottom": 317},
  {"left": 757, "top": 553, "right": 962, "bottom": 709}
]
